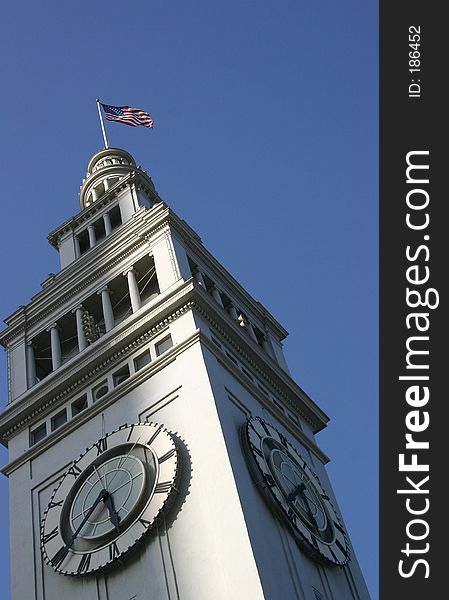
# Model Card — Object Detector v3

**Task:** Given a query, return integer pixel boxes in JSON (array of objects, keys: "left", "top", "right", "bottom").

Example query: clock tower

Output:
[{"left": 0, "top": 148, "right": 370, "bottom": 599}]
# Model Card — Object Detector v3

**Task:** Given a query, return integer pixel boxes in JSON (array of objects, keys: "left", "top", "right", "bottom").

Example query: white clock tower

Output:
[{"left": 0, "top": 148, "right": 370, "bottom": 600}]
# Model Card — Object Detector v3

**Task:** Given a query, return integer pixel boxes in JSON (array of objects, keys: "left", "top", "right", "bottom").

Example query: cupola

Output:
[{"left": 79, "top": 148, "right": 155, "bottom": 210}]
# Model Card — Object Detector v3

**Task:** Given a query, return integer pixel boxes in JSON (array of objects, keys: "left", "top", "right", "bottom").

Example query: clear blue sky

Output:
[{"left": 0, "top": 1, "right": 378, "bottom": 597}]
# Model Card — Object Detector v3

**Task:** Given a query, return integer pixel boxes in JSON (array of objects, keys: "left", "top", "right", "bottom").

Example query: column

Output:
[
  {"left": 87, "top": 224, "right": 96, "bottom": 248},
  {"left": 211, "top": 285, "right": 224, "bottom": 308},
  {"left": 74, "top": 235, "right": 81, "bottom": 258},
  {"left": 193, "top": 267, "right": 206, "bottom": 287},
  {"left": 261, "top": 334, "right": 275, "bottom": 357},
  {"left": 124, "top": 268, "right": 141, "bottom": 313},
  {"left": 26, "top": 342, "right": 36, "bottom": 388},
  {"left": 98, "top": 286, "right": 115, "bottom": 332},
  {"left": 246, "top": 320, "right": 258, "bottom": 342},
  {"left": 104, "top": 178, "right": 110, "bottom": 191},
  {"left": 91, "top": 187, "right": 99, "bottom": 202},
  {"left": 73, "top": 306, "right": 88, "bottom": 352},
  {"left": 103, "top": 212, "right": 112, "bottom": 236},
  {"left": 48, "top": 324, "right": 62, "bottom": 371},
  {"left": 227, "top": 302, "right": 239, "bottom": 320}
]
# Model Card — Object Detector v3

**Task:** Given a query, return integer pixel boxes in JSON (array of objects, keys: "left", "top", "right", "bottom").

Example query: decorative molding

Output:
[
  {"left": 1, "top": 208, "right": 171, "bottom": 346},
  {"left": 173, "top": 223, "right": 287, "bottom": 339},
  {"left": 2, "top": 277, "right": 326, "bottom": 444},
  {"left": 194, "top": 301, "right": 308, "bottom": 420},
  {"left": 48, "top": 192, "right": 118, "bottom": 244},
  {"left": 1, "top": 332, "right": 200, "bottom": 476},
  {"left": 0, "top": 298, "right": 195, "bottom": 442},
  {"left": 189, "top": 287, "right": 329, "bottom": 432},
  {"left": 205, "top": 331, "right": 322, "bottom": 437}
]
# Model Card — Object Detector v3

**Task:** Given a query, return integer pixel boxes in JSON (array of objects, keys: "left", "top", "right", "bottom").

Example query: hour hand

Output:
[
  {"left": 51, "top": 488, "right": 107, "bottom": 568},
  {"left": 103, "top": 492, "right": 120, "bottom": 531},
  {"left": 296, "top": 483, "right": 319, "bottom": 531},
  {"left": 287, "top": 485, "right": 302, "bottom": 502}
]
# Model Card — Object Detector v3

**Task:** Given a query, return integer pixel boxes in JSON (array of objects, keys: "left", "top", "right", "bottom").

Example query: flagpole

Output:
[{"left": 96, "top": 99, "right": 109, "bottom": 149}]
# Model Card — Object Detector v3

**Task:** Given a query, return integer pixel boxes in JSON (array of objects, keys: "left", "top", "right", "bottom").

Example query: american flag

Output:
[{"left": 100, "top": 103, "right": 154, "bottom": 128}]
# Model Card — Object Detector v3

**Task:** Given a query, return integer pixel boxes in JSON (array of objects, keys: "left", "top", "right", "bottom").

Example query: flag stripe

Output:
[{"left": 100, "top": 103, "right": 154, "bottom": 128}]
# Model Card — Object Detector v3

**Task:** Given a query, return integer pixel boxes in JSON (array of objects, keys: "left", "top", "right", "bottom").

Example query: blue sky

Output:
[{"left": 0, "top": 1, "right": 378, "bottom": 597}]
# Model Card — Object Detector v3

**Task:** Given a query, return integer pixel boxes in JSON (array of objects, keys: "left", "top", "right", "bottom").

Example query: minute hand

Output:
[
  {"left": 291, "top": 483, "right": 319, "bottom": 532},
  {"left": 51, "top": 488, "right": 108, "bottom": 566}
]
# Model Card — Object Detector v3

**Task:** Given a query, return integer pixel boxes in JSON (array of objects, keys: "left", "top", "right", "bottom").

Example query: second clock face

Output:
[
  {"left": 243, "top": 417, "right": 350, "bottom": 566},
  {"left": 40, "top": 422, "right": 180, "bottom": 576}
]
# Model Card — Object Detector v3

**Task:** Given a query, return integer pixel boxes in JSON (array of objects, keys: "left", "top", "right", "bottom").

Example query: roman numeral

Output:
[
  {"left": 249, "top": 442, "right": 264, "bottom": 459},
  {"left": 126, "top": 424, "right": 135, "bottom": 441},
  {"left": 154, "top": 481, "right": 172, "bottom": 494},
  {"left": 333, "top": 520, "right": 346, "bottom": 535},
  {"left": 147, "top": 426, "right": 162, "bottom": 446},
  {"left": 277, "top": 432, "right": 288, "bottom": 448},
  {"left": 108, "top": 541, "right": 120, "bottom": 561},
  {"left": 329, "top": 546, "right": 339, "bottom": 562},
  {"left": 336, "top": 539, "right": 348, "bottom": 557},
  {"left": 248, "top": 423, "right": 262, "bottom": 439},
  {"left": 158, "top": 448, "right": 176, "bottom": 464},
  {"left": 42, "top": 527, "right": 59, "bottom": 545},
  {"left": 51, "top": 545, "right": 69, "bottom": 569},
  {"left": 260, "top": 420, "right": 271, "bottom": 436},
  {"left": 48, "top": 499, "right": 63, "bottom": 510},
  {"left": 67, "top": 463, "right": 82, "bottom": 479},
  {"left": 94, "top": 436, "right": 108, "bottom": 455},
  {"left": 139, "top": 517, "right": 152, "bottom": 529},
  {"left": 76, "top": 552, "right": 92, "bottom": 574},
  {"left": 287, "top": 507, "right": 297, "bottom": 524}
]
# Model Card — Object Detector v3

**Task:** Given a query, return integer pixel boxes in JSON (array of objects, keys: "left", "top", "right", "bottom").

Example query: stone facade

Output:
[{"left": 0, "top": 149, "right": 370, "bottom": 600}]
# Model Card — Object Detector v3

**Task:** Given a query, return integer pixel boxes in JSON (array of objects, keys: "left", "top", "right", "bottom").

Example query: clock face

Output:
[
  {"left": 243, "top": 417, "right": 349, "bottom": 566},
  {"left": 40, "top": 422, "right": 179, "bottom": 576}
]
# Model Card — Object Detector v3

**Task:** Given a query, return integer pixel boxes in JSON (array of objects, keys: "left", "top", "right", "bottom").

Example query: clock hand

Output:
[
  {"left": 94, "top": 462, "right": 118, "bottom": 526},
  {"left": 287, "top": 484, "right": 302, "bottom": 502},
  {"left": 106, "top": 437, "right": 141, "bottom": 491},
  {"left": 51, "top": 488, "right": 108, "bottom": 566},
  {"left": 118, "top": 437, "right": 141, "bottom": 469},
  {"left": 94, "top": 465, "right": 107, "bottom": 489},
  {"left": 296, "top": 483, "right": 319, "bottom": 531},
  {"left": 103, "top": 492, "right": 120, "bottom": 532}
]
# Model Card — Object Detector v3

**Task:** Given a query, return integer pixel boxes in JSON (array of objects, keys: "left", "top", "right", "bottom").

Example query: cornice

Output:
[
  {"left": 0, "top": 282, "right": 196, "bottom": 443},
  {"left": 0, "top": 206, "right": 170, "bottom": 345},
  {"left": 200, "top": 333, "right": 330, "bottom": 465},
  {"left": 48, "top": 175, "right": 132, "bottom": 245},
  {"left": 1, "top": 332, "right": 199, "bottom": 476},
  {"left": 1, "top": 279, "right": 326, "bottom": 445},
  {"left": 48, "top": 170, "right": 161, "bottom": 247},
  {"left": 1, "top": 202, "right": 286, "bottom": 353},
  {"left": 161, "top": 210, "right": 288, "bottom": 340},
  {"left": 191, "top": 284, "right": 329, "bottom": 433}
]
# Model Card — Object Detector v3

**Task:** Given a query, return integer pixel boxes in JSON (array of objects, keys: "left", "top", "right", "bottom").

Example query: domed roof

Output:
[
  {"left": 79, "top": 148, "right": 141, "bottom": 210},
  {"left": 86, "top": 148, "right": 136, "bottom": 175}
]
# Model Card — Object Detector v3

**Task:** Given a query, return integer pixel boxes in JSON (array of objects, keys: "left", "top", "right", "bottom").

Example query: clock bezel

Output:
[
  {"left": 242, "top": 416, "right": 350, "bottom": 566},
  {"left": 40, "top": 421, "right": 180, "bottom": 576}
]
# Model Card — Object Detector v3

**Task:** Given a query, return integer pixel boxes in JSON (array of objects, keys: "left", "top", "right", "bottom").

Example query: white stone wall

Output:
[
  {"left": 8, "top": 335, "right": 265, "bottom": 600},
  {"left": 200, "top": 340, "right": 370, "bottom": 600},
  {"left": 7, "top": 339, "right": 27, "bottom": 402},
  {"left": 6, "top": 329, "right": 369, "bottom": 600}
]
